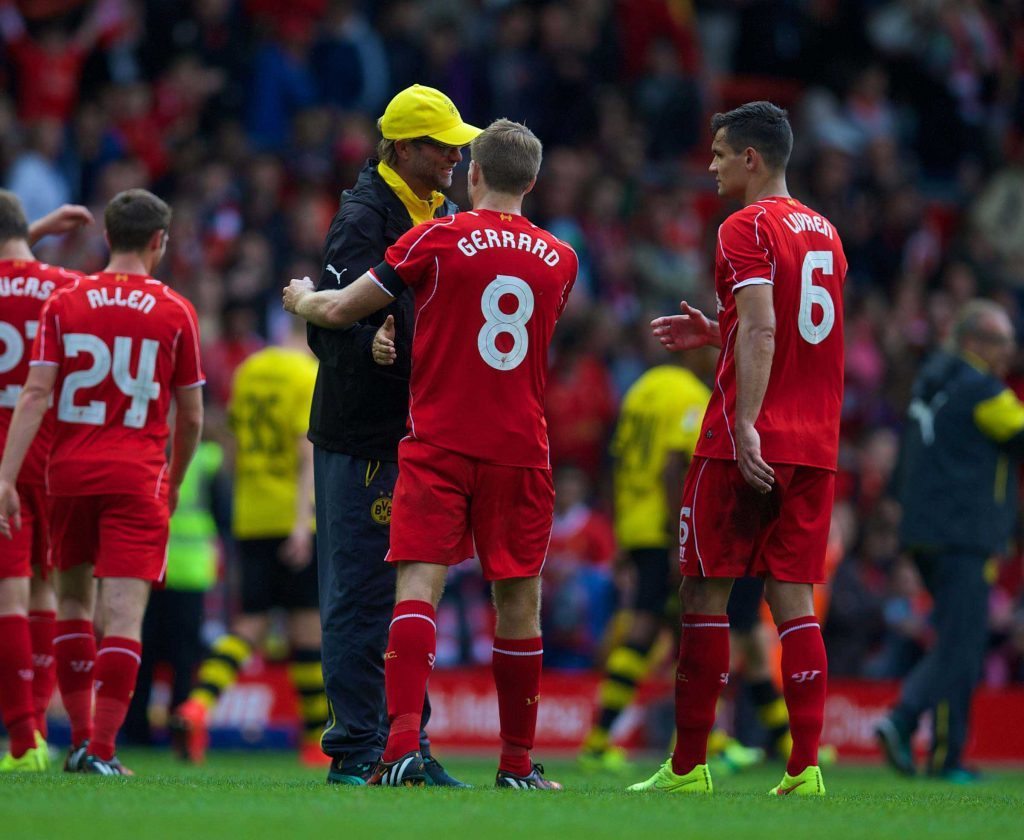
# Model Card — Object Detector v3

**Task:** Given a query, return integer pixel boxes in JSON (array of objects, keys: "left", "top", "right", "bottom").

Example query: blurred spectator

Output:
[{"left": 542, "top": 467, "right": 617, "bottom": 669}]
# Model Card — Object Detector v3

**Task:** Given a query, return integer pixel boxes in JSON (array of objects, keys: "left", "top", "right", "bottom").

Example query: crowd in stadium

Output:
[{"left": 2, "top": 0, "right": 1023, "bottom": 695}]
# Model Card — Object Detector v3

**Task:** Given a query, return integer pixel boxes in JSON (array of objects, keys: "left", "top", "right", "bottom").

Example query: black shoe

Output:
[
  {"left": 64, "top": 741, "right": 89, "bottom": 773},
  {"left": 875, "top": 716, "right": 916, "bottom": 777},
  {"left": 423, "top": 755, "right": 471, "bottom": 788},
  {"left": 369, "top": 750, "right": 426, "bottom": 787},
  {"left": 495, "top": 763, "right": 563, "bottom": 790},
  {"left": 326, "top": 756, "right": 376, "bottom": 786},
  {"left": 81, "top": 754, "right": 126, "bottom": 776},
  {"left": 930, "top": 765, "right": 983, "bottom": 784}
]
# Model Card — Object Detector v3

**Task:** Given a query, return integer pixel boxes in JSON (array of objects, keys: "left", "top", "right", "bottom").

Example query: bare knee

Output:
[
  {"left": 288, "top": 609, "right": 322, "bottom": 649},
  {"left": 493, "top": 577, "right": 541, "bottom": 639},
  {"left": 763, "top": 578, "right": 814, "bottom": 626},
  {"left": 395, "top": 562, "right": 447, "bottom": 608},
  {"left": 679, "top": 577, "right": 733, "bottom": 615},
  {"left": 99, "top": 578, "right": 151, "bottom": 640}
]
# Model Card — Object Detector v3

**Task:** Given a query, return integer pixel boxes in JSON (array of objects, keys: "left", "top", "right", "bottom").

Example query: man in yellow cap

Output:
[{"left": 308, "top": 85, "right": 479, "bottom": 786}]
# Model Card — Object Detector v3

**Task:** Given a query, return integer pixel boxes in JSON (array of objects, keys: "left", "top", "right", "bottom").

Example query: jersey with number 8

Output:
[
  {"left": 371, "top": 209, "right": 577, "bottom": 468},
  {"left": 31, "top": 272, "right": 205, "bottom": 497},
  {"left": 695, "top": 196, "right": 847, "bottom": 470}
]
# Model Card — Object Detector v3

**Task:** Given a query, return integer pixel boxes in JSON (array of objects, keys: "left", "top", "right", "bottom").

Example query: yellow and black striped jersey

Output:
[
  {"left": 229, "top": 347, "right": 317, "bottom": 539},
  {"left": 611, "top": 365, "right": 710, "bottom": 549}
]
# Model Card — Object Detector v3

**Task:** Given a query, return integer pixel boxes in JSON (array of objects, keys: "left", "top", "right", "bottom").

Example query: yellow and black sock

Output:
[
  {"left": 289, "top": 648, "right": 328, "bottom": 745},
  {"left": 750, "top": 678, "right": 791, "bottom": 757},
  {"left": 191, "top": 634, "right": 252, "bottom": 711},
  {"left": 583, "top": 642, "right": 650, "bottom": 754}
]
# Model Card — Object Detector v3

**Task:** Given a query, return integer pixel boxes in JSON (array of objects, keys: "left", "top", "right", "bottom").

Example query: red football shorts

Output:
[
  {"left": 387, "top": 438, "right": 555, "bottom": 581},
  {"left": 51, "top": 494, "right": 170, "bottom": 581},
  {"left": 0, "top": 483, "right": 50, "bottom": 578},
  {"left": 678, "top": 457, "right": 834, "bottom": 584}
]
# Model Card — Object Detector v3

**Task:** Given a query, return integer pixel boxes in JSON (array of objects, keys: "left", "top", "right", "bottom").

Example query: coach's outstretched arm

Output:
[
  {"left": 283, "top": 274, "right": 393, "bottom": 330},
  {"left": 733, "top": 284, "right": 776, "bottom": 494}
]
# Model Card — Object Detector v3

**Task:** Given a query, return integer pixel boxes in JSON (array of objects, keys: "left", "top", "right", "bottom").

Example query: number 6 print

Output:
[
  {"left": 477, "top": 274, "right": 534, "bottom": 371},
  {"left": 798, "top": 250, "right": 835, "bottom": 345}
]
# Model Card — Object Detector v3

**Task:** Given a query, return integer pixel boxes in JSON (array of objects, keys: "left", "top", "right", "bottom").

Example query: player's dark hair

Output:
[
  {"left": 104, "top": 189, "right": 172, "bottom": 253},
  {"left": 470, "top": 119, "right": 542, "bottom": 195},
  {"left": 711, "top": 101, "right": 793, "bottom": 170},
  {"left": 0, "top": 189, "right": 30, "bottom": 244},
  {"left": 376, "top": 118, "right": 399, "bottom": 167}
]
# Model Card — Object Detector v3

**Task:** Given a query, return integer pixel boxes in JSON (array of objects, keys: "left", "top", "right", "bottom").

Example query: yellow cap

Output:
[{"left": 379, "top": 84, "right": 481, "bottom": 147}]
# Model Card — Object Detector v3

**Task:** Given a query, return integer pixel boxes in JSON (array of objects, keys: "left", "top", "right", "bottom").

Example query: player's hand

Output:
[
  {"left": 735, "top": 423, "right": 774, "bottom": 494},
  {"left": 280, "top": 528, "right": 313, "bottom": 571},
  {"left": 283, "top": 276, "right": 315, "bottom": 314},
  {"left": 167, "top": 483, "right": 181, "bottom": 516},
  {"left": 0, "top": 480, "right": 22, "bottom": 539},
  {"left": 651, "top": 301, "right": 717, "bottom": 352},
  {"left": 373, "top": 315, "right": 397, "bottom": 366},
  {"left": 27, "top": 204, "right": 94, "bottom": 243}
]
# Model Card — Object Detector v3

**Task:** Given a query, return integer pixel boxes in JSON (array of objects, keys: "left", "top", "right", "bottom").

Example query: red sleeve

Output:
[
  {"left": 30, "top": 293, "right": 63, "bottom": 367},
  {"left": 556, "top": 247, "right": 579, "bottom": 318},
  {"left": 717, "top": 208, "right": 775, "bottom": 292},
  {"left": 383, "top": 221, "right": 450, "bottom": 289},
  {"left": 167, "top": 291, "right": 205, "bottom": 388}
]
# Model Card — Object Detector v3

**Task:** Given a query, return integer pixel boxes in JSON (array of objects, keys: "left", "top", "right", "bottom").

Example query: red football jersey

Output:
[
  {"left": 0, "top": 259, "right": 81, "bottom": 485},
  {"left": 695, "top": 197, "right": 847, "bottom": 470},
  {"left": 371, "top": 209, "right": 578, "bottom": 468},
  {"left": 31, "top": 272, "right": 205, "bottom": 497}
]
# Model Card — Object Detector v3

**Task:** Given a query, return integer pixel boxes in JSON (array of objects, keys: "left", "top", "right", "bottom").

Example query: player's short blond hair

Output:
[
  {"left": 0, "top": 189, "right": 29, "bottom": 244},
  {"left": 105, "top": 189, "right": 172, "bottom": 253},
  {"left": 470, "top": 119, "right": 542, "bottom": 196}
]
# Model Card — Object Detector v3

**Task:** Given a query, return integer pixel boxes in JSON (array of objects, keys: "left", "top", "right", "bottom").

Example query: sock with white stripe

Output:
[
  {"left": 671, "top": 614, "right": 730, "bottom": 775},
  {"left": 493, "top": 636, "right": 543, "bottom": 776},
  {"left": 55, "top": 619, "right": 96, "bottom": 746},
  {"left": 90, "top": 636, "right": 142, "bottom": 761},
  {"left": 382, "top": 600, "right": 435, "bottom": 763},
  {"left": 778, "top": 615, "right": 827, "bottom": 776}
]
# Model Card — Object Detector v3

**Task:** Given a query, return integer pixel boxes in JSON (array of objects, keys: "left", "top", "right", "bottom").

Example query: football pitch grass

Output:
[{"left": 4, "top": 751, "right": 1023, "bottom": 840}]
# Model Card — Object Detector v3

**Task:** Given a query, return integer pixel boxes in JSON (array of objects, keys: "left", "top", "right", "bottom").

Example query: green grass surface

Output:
[{"left": 3, "top": 750, "right": 1022, "bottom": 840}]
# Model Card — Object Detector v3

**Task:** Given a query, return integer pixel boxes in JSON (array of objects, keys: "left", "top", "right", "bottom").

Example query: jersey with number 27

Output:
[
  {"left": 32, "top": 272, "right": 205, "bottom": 497},
  {"left": 0, "top": 259, "right": 81, "bottom": 486},
  {"left": 695, "top": 197, "right": 846, "bottom": 471},
  {"left": 371, "top": 209, "right": 578, "bottom": 468}
]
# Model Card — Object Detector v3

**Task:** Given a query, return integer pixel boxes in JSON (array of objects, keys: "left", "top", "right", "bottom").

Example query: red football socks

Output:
[
  {"left": 28, "top": 610, "right": 56, "bottom": 739},
  {"left": 778, "top": 616, "right": 828, "bottom": 776},
  {"left": 671, "top": 614, "right": 730, "bottom": 776},
  {"left": 492, "top": 636, "right": 543, "bottom": 776},
  {"left": 0, "top": 614, "right": 38, "bottom": 758},
  {"left": 90, "top": 636, "right": 142, "bottom": 761},
  {"left": 382, "top": 600, "right": 436, "bottom": 762},
  {"left": 55, "top": 619, "right": 96, "bottom": 746}
]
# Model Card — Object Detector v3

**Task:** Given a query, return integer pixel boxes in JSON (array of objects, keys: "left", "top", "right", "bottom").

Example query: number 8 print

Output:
[{"left": 477, "top": 274, "right": 534, "bottom": 371}]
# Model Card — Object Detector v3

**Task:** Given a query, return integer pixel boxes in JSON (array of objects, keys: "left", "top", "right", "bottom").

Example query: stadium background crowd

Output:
[{"left": 2, "top": 0, "right": 1023, "bottom": 693}]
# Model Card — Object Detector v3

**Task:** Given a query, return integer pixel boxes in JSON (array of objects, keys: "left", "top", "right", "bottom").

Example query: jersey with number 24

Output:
[
  {"left": 371, "top": 209, "right": 578, "bottom": 469},
  {"left": 32, "top": 272, "right": 205, "bottom": 497},
  {"left": 695, "top": 197, "right": 847, "bottom": 471}
]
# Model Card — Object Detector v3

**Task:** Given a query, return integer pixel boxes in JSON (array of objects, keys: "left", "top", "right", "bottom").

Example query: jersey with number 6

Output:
[
  {"left": 0, "top": 259, "right": 82, "bottom": 486},
  {"left": 695, "top": 197, "right": 846, "bottom": 470},
  {"left": 371, "top": 209, "right": 578, "bottom": 468},
  {"left": 31, "top": 272, "right": 205, "bottom": 497}
]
